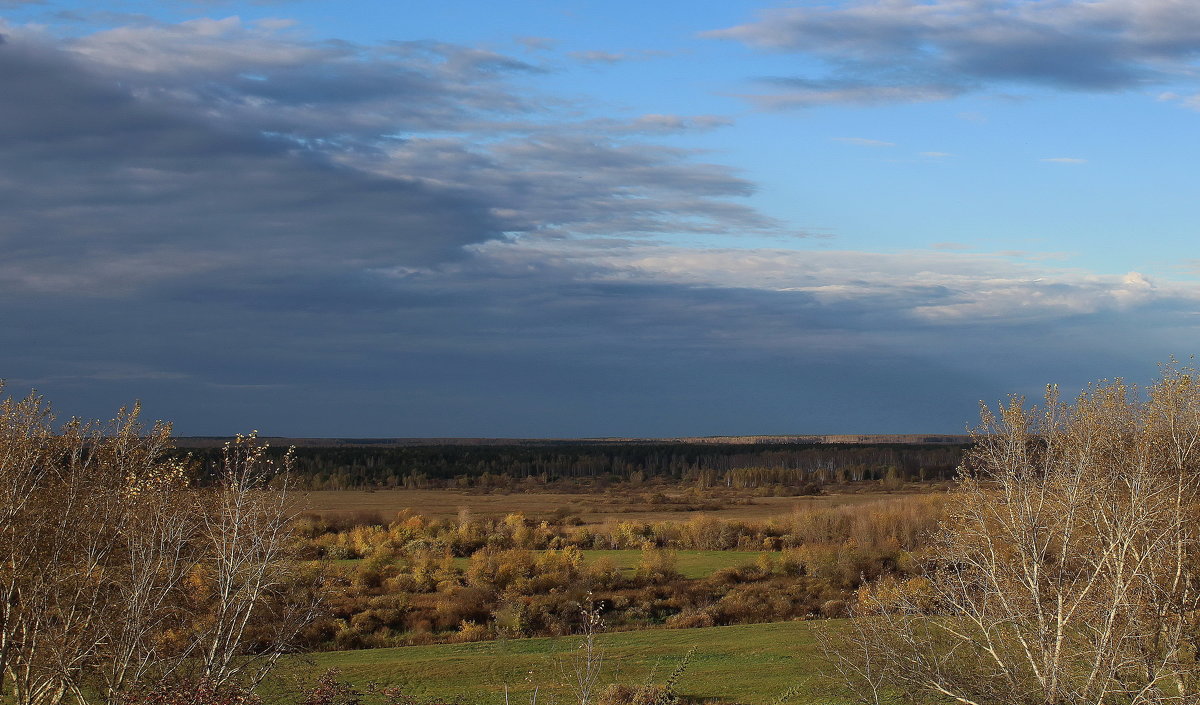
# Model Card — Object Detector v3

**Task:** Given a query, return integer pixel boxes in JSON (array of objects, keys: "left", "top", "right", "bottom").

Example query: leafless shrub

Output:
[{"left": 0, "top": 385, "right": 319, "bottom": 705}]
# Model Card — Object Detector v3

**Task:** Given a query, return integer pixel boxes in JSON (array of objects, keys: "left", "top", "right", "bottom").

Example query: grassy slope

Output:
[{"left": 286, "top": 621, "right": 856, "bottom": 705}]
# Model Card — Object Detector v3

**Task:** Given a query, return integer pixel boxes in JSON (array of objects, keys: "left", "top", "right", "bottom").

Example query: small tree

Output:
[
  {"left": 193, "top": 435, "right": 321, "bottom": 690},
  {"left": 835, "top": 362, "right": 1200, "bottom": 704},
  {"left": 0, "top": 385, "right": 318, "bottom": 705},
  {"left": 560, "top": 596, "right": 605, "bottom": 705}
]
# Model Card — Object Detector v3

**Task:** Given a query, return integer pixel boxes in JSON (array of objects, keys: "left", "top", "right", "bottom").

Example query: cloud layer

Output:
[
  {"left": 707, "top": 0, "right": 1200, "bottom": 107},
  {"left": 2, "top": 11, "right": 1198, "bottom": 436},
  {"left": 0, "top": 18, "right": 775, "bottom": 295}
]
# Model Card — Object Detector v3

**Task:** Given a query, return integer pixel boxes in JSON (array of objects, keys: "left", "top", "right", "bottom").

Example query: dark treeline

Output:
[{"left": 176, "top": 442, "right": 967, "bottom": 490}]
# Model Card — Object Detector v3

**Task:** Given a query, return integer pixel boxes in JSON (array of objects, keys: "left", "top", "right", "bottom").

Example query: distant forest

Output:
[{"left": 176, "top": 441, "right": 968, "bottom": 490}]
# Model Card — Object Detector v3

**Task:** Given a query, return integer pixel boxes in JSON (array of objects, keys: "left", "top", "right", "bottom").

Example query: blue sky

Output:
[{"left": 1, "top": 0, "right": 1198, "bottom": 437}]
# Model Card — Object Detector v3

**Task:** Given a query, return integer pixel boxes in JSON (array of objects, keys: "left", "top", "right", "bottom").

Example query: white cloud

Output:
[{"left": 465, "top": 238, "right": 1200, "bottom": 326}]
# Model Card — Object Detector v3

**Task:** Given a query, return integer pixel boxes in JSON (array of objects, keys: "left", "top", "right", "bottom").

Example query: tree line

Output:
[{"left": 177, "top": 442, "right": 965, "bottom": 490}]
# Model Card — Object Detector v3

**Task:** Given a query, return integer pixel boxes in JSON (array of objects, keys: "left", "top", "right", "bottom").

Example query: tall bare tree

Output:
[
  {"left": 835, "top": 362, "right": 1200, "bottom": 705},
  {"left": 193, "top": 435, "right": 320, "bottom": 690}
]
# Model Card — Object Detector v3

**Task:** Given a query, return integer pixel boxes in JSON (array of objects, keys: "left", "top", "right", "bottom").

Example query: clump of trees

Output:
[
  {"left": 299, "top": 496, "right": 946, "bottom": 559},
  {"left": 288, "top": 495, "right": 945, "bottom": 649},
  {"left": 833, "top": 361, "right": 1200, "bottom": 704},
  {"left": 0, "top": 386, "right": 318, "bottom": 705}
]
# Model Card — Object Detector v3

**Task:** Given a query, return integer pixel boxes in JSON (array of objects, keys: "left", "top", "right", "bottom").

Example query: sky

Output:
[{"left": 1, "top": 0, "right": 1198, "bottom": 437}]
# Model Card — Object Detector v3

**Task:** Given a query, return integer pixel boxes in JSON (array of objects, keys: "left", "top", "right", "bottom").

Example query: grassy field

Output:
[
  {"left": 297, "top": 488, "right": 928, "bottom": 526},
  {"left": 280, "top": 621, "right": 856, "bottom": 705}
]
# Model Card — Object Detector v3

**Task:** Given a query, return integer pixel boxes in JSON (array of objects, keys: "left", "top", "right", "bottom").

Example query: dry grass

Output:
[{"left": 294, "top": 487, "right": 934, "bottom": 526}]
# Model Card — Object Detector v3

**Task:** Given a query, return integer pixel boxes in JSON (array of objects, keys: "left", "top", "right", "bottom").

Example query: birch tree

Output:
[
  {"left": 838, "top": 362, "right": 1200, "bottom": 705},
  {"left": 0, "top": 385, "right": 317, "bottom": 705}
]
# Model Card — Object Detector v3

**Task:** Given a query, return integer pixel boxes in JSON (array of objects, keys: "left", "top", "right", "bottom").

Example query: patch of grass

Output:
[{"left": 276, "top": 621, "right": 857, "bottom": 705}]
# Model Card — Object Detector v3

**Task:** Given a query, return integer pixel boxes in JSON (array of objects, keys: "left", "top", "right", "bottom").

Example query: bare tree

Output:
[
  {"left": 560, "top": 595, "right": 606, "bottom": 705},
  {"left": 840, "top": 362, "right": 1200, "bottom": 705},
  {"left": 192, "top": 434, "right": 320, "bottom": 690},
  {"left": 0, "top": 386, "right": 318, "bottom": 705}
]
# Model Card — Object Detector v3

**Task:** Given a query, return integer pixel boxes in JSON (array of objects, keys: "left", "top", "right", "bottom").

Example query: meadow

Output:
[{"left": 283, "top": 620, "right": 855, "bottom": 705}]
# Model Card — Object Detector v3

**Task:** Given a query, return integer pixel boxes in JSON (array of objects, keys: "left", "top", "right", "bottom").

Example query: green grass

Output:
[
  {"left": 336, "top": 550, "right": 773, "bottom": 580},
  {"left": 278, "top": 621, "right": 857, "bottom": 705}
]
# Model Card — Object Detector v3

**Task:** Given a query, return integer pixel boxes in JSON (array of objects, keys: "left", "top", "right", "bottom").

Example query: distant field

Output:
[
  {"left": 279, "top": 621, "right": 857, "bottom": 705},
  {"left": 296, "top": 488, "right": 927, "bottom": 526}
]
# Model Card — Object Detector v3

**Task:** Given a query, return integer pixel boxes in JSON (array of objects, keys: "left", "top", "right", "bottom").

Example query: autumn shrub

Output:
[
  {"left": 296, "top": 488, "right": 950, "bottom": 649},
  {"left": 634, "top": 545, "right": 681, "bottom": 583},
  {"left": 663, "top": 609, "right": 716, "bottom": 629},
  {"left": 597, "top": 683, "right": 679, "bottom": 705}
]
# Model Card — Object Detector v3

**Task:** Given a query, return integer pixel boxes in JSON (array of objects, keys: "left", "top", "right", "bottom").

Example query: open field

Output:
[
  {"left": 282, "top": 620, "right": 857, "bottom": 705},
  {"left": 297, "top": 488, "right": 934, "bottom": 526}
]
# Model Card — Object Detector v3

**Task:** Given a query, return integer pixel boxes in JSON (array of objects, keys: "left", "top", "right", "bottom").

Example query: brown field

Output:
[{"left": 294, "top": 486, "right": 936, "bottom": 525}]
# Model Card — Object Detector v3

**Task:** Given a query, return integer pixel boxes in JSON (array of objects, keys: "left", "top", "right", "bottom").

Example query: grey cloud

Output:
[
  {"left": 584, "top": 114, "right": 734, "bottom": 134},
  {"left": 0, "top": 20, "right": 771, "bottom": 298},
  {"left": 748, "top": 77, "right": 963, "bottom": 108},
  {"left": 569, "top": 50, "right": 627, "bottom": 64},
  {"left": 363, "top": 135, "right": 777, "bottom": 238},
  {"left": 0, "top": 35, "right": 503, "bottom": 289},
  {"left": 568, "top": 49, "right": 670, "bottom": 64},
  {"left": 516, "top": 36, "right": 558, "bottom": 52},
  {"left": 8, "top": 237, "right": 1193, "bottom": 436},
  {"left": 707, "top": 0, "right": 1200, "bottom": 107},
  {"left": 7, "top": 14, "right": 1188, "bottom": 437},
  {"left": 68, "top": 22, "right": 544, "bottom": 144},
  {"left": 0, "top": 16, "right": 808, "bottom": 437}
]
